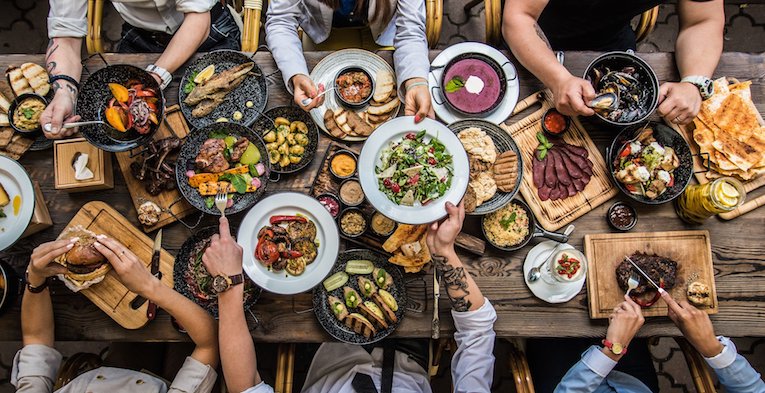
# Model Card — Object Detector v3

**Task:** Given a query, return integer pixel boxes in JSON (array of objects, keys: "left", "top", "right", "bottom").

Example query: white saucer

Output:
[
  {"left": 428, "top": 42, "right": 520, "bottom": 125},
  {"left": 524, "top": 241, "right": 585, "bottom": 303}
]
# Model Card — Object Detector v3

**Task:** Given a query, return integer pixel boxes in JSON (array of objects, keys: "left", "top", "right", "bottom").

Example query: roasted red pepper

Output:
[
  {"left": 280, "top": 250, "right": 303, "bottom": 259},
  {"left": 269, "top": 215, "right": 307, "bottom": 225}
]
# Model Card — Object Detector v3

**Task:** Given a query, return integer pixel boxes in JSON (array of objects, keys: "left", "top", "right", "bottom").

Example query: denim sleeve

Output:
[
  {"left": 707, "top": 337, "right": 765, "bottom": 393},
  {"left": 555, "top": 346, "right": 616, "bottom": 393}
]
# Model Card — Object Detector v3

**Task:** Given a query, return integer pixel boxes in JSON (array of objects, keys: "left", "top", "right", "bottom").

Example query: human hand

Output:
[
  {"left": 27, "top": 239, "right": 75, "bottom": 285},
  {"left": 94, "top": 236, "right": 158, "bottom": 297},
  {"left": 657, "top": 82, "right": 702, "bottom": 125},
  {"left": 661, "top": 291, "right": 723, "bottom": 357},
  {"left": 551, "top": 75, "right": 596, "bottom": 117},
  {"left": 40, "top": 87, "right": 80, "bottom": 139},
  {"left": 426, "top": 201, "right": 464, "bottom": 256},
  {"left": 404, "top": 78, "right": 434, "bottom": 123},
  {"left": 202, "top": 217, "right": 243, "bottom": 277},
  {"left": 604, "top": 295, "right": 645, "bottom": 359},
  {"left": 291, "top": 74, "right": 324, "bottom": 111}
]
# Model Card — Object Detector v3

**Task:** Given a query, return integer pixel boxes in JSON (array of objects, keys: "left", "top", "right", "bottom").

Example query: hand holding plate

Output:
[{"left": 427, "top": 201, "right": 465, "bottom": 256}]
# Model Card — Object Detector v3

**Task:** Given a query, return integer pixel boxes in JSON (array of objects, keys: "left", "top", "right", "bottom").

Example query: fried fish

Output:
[{"left": 185, "top": 62, "right": 254, "bottom": 116}]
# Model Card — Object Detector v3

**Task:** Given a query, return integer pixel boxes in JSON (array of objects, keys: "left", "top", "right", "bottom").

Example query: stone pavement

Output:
[{"left": 1, "top": 1, "right": 765, "bottom": 392}]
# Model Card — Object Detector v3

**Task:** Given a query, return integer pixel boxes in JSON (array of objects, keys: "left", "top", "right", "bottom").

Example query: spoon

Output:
[
  {"left": 44, "top": 120, "right": 107, "bottom": 132},
  {"left": 587, "top": 92, "right": 619, "bottom": 111},
  {"left": 527, "top": 225, "right": 576, "bottom": 283},
  {"left": 300, "top": 86, "right": 334, "bottom": 107}
]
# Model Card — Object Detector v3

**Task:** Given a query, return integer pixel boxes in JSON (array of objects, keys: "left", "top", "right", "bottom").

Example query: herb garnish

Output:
[
  {"left": 183, "top": 70, "right": 199, "bottom": 94},
  {"left": 219, "top": 173, "right": 248, "bottom": 194},
  {"left": 22, "top": 108, "right": 36, "bottom": 120},
  {"left": 535, "top": 132, "right": 554, "bottom": 160},
  {"left": 445, "top": 76, "right": 464, "bottom": 93},
  {"left": 209, "top": 130, "right": 229, "bottom": 139},
  {"left": 499, "top": 212, "right": 517, "bottom": 230}
]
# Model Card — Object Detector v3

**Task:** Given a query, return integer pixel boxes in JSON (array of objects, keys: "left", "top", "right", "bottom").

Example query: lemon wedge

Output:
[
  {"left": 715, "top": 182, "right": 739, "bottom": 207},
  {"left": 194, "top": 65, "right": 215, "bottom": 84}
]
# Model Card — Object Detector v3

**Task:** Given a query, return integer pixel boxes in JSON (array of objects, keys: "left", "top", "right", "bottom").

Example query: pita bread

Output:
[{"left": 713, "top": 94, "right": 759, "bottom": 138}]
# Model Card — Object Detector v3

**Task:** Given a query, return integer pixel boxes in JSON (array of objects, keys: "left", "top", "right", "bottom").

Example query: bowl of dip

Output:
[
  {"left": 370, "top": 211, "right": 397, "bottom": 237},
  {"left": 541, "top": 108, "right": 570, "bottom": 138},
  {"left": 316, "top": 193, "right": 341, "bottom": 218},
  {"left": 441, "top": 53, "right": 506, "bottom": 116},
  {"left": 542, "top": 248, "right": 587, "bottom": 285},
  {"left": 334, "top": 66, "right": 375, "bottom": 109},
  {"left": 607, "top": 201, "right": 637, "bottom": 231},
  {"left": 338, "top": 207, "right": 367, "bottom": 238},
  {"left": 330, "top": 150, "right": 357, "bottom": 180},
  {"left": 339, "top": 178, "right": 365, "bottom": 207},
  {"left": 9, "top": 93, "right": 47, "bottom": 134}
]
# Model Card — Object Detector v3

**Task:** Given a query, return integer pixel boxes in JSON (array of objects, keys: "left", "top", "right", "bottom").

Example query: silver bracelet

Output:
[{"left": 405, "top": 81, "right": 429, "bottom": 92}]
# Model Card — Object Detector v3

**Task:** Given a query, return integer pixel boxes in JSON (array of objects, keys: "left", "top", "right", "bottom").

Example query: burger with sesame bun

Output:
[{"left": 57, "top": 226, "right": 111, "bottom": 286}]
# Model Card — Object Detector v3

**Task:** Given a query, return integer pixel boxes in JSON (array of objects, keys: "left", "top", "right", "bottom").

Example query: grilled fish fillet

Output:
[{"left": 184, "top": 62, "right": 254, "bottom": 106}]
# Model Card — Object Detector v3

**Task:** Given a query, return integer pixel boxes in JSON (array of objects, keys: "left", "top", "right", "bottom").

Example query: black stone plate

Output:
[
  {"left": 449, "top": 119, "right": 523, "bottom": 215},
  {"left": 173, "top": 226, "right": 261, "bottom": 318},
  {"left": 179, "top": 50, "right": 267, "bottom": 130},
  {"left": 607, "top": 122, "right": 693, "bottom": 205},
  {"left": 175, "top": 122, "right": 271, "bottom": 216},
  {"left": 76, "top": 64, "right": 164, "bottom": 152},
  {"left": 251, "top": 106, "right": 319, "bottom": 174},
  {"left": 312, "top": 249, "right": 406, "bottom": 345}
]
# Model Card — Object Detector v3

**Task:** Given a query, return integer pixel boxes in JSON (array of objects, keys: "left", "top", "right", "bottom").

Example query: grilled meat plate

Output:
[
  {"left": 195, "top": 138, "right": 229, "bottom": 173},
  {"left": 616, "top": 252, "right": 678, "bottom": 296},
  {"left": 286, "top": 220, "right": 317, "bottom": 241}
]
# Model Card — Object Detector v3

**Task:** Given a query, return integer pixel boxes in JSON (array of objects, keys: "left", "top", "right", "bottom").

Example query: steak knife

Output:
[
  {"left": 626, "top": 255, "right": 664, "bottom": 292},
  {"left": 146, "top": 229, "right": 162, "bottom": 320},
  {"left": 432, "top": 267, "right": 440, "bottom": 340}
]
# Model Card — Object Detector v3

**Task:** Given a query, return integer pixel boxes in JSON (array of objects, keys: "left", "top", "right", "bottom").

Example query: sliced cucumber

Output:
[
  {"left": 323, "top": 271, "right": 349, "bottom": 292},
  {"left": 345, "top": 260, "right": 374, "bottom": 274}
]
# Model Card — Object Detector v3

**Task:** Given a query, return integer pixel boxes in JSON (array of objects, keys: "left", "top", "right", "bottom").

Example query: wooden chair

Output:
[
  {"left": 465, "top": 0, "right": 659, "bottom": 47},
  {"left": 86, "top": 0, "right": 441, "bottom": 54},
  {"left": 274, "top": 343, "right": 296, "bottom": 393}
]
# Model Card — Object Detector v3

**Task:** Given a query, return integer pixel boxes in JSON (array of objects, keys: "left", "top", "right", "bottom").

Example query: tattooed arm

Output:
[
  {"left": 502, "top": 0, "right": 596, "bottom": 117},
  {"left": 426, "top": 202, "right": 484, "bottom": 311},
  {"left": 39, "top": 37, "right": 82, "bottom": 139}
]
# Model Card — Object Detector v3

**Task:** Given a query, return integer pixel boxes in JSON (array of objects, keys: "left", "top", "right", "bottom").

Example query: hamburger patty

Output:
[
  {"left": 616, "top": 252, "right": 678, "bottom": 295},
  {"left": 66, "top": 262, "right": 105, "bottom": 275}
]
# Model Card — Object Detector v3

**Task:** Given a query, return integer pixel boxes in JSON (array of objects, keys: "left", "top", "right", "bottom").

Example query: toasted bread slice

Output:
[
  {"left": 358, "top": 302, "right": 388, "bottom": 330},
  {"left": 20, "top": 63, "right": 49, "bottom": 96},
  {"left": 346, "top": 110, "right": 373, "bottom": 137},
  {"left": 366, "top": 112, "right": 391, "bottom": 125},
  {"left": 0, "top": 90, "right": 11, "bottom": 113},
  {"left": 0, "top": 113, "right": 8, "bottom": 127},
  {"left": 345, "top": 313, "right": 377, "bottom": 338},
  {"left": 6, "top": 66, "right": 33, "bottom": 96},
  {"left": 367, "top": 97, "right": 399, "bottom": 115},
  {"left": 372, "top": 293, "right": 398, "bottom": 324},
  {"left": 373, "top": 70, "right": 395, "bottom": 103}
]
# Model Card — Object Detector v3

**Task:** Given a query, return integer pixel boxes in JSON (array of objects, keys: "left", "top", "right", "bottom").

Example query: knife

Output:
[
  {"left": 431, "top": 266, "right": 440, "bottom": 340},
  {"left": 146, "top": 229, "right": 162, "bottom": 321},
  {"left": 626, "top": 255, "right": 664, "bottom": 293}
]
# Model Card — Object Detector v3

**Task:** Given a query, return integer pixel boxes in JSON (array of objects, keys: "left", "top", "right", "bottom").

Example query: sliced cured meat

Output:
[
  {"left": 533, "top": 156, "right": 545, "bottom": 188},
  {"left": 560, "top": 143, "right": 588, "bottom": 158},
  {"left": 563, "top": 148, "right": 590, "bottom": 171},
  {"left": 584, "top": 158, "right": 594, "bottom": 176},
  {"left": 538, "top": 185, "right": 552, "bottom": 201},
  {"left": 549, "top": 184, "right": 561, "bottom": 200},
  {"left": 572, "top": 177, "right": 587, "bottom": 192},
  {"left": 566, "top": 183, "right": 577, "bottom": 197},
  {"left": 550, "top": 149, "right": 572, "bottom": 186},
  {"left": 544, "top": 155, "right": 557, "bottom": 188},
  {"left": 556, "top": 183, "right": 569, "bottom": 200},
  {"left": 558, "top": 150, "right": 584, "bottom": 179}
]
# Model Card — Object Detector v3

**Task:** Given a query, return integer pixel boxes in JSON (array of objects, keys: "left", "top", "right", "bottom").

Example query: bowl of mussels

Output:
[{"left": 583, "top": 51, "right": 659, "bottom": 127}]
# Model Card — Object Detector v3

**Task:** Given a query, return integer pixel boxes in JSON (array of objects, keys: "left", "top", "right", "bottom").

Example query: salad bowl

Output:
[{"left": 358, "top": 116, "right": 470, "bottom": 224}]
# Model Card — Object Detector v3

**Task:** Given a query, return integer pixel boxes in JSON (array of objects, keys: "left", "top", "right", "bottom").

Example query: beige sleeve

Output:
[
  {"left": 10, "top": 344, "right": 63, "bottom": 393},
  {"left": 168, "top": 356, "right": 218, "bottom": 393}
]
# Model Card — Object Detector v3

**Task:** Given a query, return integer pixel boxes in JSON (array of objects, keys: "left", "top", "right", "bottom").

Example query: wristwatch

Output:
[
  {"left": 146, "top": 64, "right": 172, "bottom": 90},
  {"left": 25, "top": 270, "right": 51, "bottom": 294},
  {"left": 681, "top": 75, "right": 714, "bottom": 101},
  {"left": 212, "top": 273, "right": 244, "bottom": 294},
  {"left": 602, "top": 339, "right": 628, "bottom": 356}
]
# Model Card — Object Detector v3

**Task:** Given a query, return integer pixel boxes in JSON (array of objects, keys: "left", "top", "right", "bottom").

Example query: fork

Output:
[
  {"left": 215, "top": 191, "right": 228, "bottom": 217},
  {"left": 626, "top": 271, "right": 640, "bottom": 297}
]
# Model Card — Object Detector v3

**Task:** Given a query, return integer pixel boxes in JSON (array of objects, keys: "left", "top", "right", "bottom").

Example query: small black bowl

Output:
[
  {"left": 541, "top": 108, "right": 570, "bottom": 138},
  {"left": 316, "top": 193, "right": 342, "bottom": 218},
  {"left": 328, "top": 149, "right": 358, "bottom": 180},
  {"left": 8, "top": 93, "right": 47, "bottom": 134},
  {"left": 370, "top": 211, "right": 397, "bottom": 237},
  {"left": 334, "top": 66, "right": 375, "bottom": 109},
  {"left": 338, "top": 207, "right": 368, "bottom": 238},
  {"left": 607, "top": 201, "right": 638, "bottom": 231},
  {"left": 338, "top": 177, "right": 365, "bottom": 207}
]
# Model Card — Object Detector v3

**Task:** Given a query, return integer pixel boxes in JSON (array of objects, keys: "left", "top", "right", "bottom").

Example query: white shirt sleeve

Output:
[
  {"left": 175, "top": 0, "right": 216, "bottom": 15},
  {"left": 168, "top": 356, "right": 218, "bottom": 393},
  {"left": 265, "top": 0, "right": 310, "bottom": 93},
  {"left": 450, "top": 298, "right": 497, "bottom": 393},
  {"left": 241, "top": 381, "right": 276, "bottom": 393},
  {"left": 392, "top": 0, "right": 430, "bottom": 97},
  {"left": 705, "top": 336, "right": 738, "bottom": 369},
  {"left": 10, "top": 344, "right": 62, "bottom": 392},
  {"left": 47, "top": 0, "right": 88, "bottom": 38}
]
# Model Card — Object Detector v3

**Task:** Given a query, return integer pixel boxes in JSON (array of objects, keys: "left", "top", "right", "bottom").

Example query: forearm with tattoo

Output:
[
  {"left": 433, "top": 253, "right": 484, "bottom": 312},
  {"left": 45, "top": 37, "right": 82, "bottom": 103}
]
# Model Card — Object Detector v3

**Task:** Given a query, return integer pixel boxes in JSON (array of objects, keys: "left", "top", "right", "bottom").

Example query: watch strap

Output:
[
  {"left": 602, "top": 339, "right": 628, "bottom": 355},
  {"left": 229, "top": 273, "right": 244, "bottom": 286},
  {"left": 680, "top": 75, "right": 714, "bottom": 100},
  {"left": 49, "top": 75, "right": 80, "bottom": 91},
  {"left": 146, "top": 64, "right": 172, "bottom": 90},
  {"left": 25, "top": 270, "right": 50, "bottom": 293}
]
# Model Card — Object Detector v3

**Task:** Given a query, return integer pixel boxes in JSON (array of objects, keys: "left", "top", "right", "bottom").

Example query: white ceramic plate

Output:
[
  {"left": 239, "top": 192, "right": 340, "bottom": 295},
  {"left": 524, "top": 241, "right": 585, "bottom": 303},
  {"left": 0, "top": 156, "right": 35, "bottom": 251},
  {"left": 358, "top": 116, "right": 470, "bottom": 225},
  {"left": 429, "top": 42, "right": 520, "bottom": 125},
  {"left": 309, "top": 49, "right": 400, "bottom": 141}
]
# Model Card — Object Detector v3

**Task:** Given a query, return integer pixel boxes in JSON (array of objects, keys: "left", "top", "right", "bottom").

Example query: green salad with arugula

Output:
[{"left": 375, "top": 130, "right": 453, "bottom": 206}]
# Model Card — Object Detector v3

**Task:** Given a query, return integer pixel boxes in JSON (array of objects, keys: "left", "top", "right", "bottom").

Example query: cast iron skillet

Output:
[
  {"left": 77, "top": 64, "right": 164, "bottom": 152},
  {"left": 440, "top": 52, "right": 507, "bottom": 117},
  {"left": 174, "top": 226, "right": 261, "bottom": 318},
  {"left": 606, "top": 122, "right": 694, "bottom": 205},
  {"left": 175, "top": 122, "right": 270, "bottom": 216},
  {"left": 250, "top": 106, "right": 319, "bottom": 174},
  {"left": 179, "top": 50, "right": 267, "bottom": 130},
  {"left": 481, "top": 198, "right": 570, "bottom": 252},
  {"left": 312, "top": 249, "right": 406, "bottom": 345},
  {"left": 448, "top": 119, "right": 523, "bottom": 215}
]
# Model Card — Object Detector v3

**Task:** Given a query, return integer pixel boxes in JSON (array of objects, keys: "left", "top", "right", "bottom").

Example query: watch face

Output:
[
  {"left": 612, "top": 343, "right": 624, "bottom": 355},
  {"left": 701, "top": 79, "right": 714, "bottom": 98},
  {"left": 212, "top": 276, "right": 229, "bottom": 293}
]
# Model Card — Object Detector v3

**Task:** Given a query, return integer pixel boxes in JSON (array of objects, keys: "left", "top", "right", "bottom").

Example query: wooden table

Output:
[{"left": 1, "top": 51, "right": 764, "bottom": 342}]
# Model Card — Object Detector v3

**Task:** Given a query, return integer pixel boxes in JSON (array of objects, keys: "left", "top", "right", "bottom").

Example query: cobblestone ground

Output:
[{"left": 1, "top": 1, "right": 764, "bottom": 392}]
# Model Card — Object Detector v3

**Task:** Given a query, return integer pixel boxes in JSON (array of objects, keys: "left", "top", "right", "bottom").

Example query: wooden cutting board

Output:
[
  {"left": 584, "top": 230, "right": 718, "bottom": 319},
  {"left": 59, "top": 201, "right": 175, "bottom": 329},
  {"left": 501, "top": 90, "right": 618, "bottom": 231},
  {"left": 115, "top": 105, "right": 196, "bottom": 232}
]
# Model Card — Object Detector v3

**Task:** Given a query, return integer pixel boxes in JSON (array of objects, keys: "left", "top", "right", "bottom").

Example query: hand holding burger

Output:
[
  {"left": 28, "top": 239, "right": 77, "bottom": 287},
  {"left": 94, "top": 236, "right": 159, "bottom": 297},
  {"left": 57, "top": 226, "right": 112, "bottom": 288}
]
